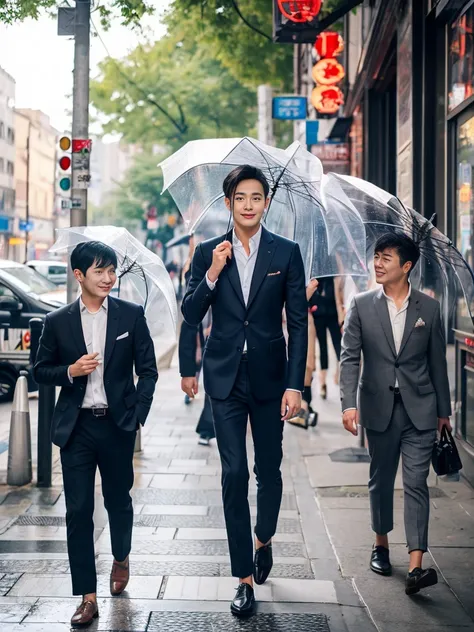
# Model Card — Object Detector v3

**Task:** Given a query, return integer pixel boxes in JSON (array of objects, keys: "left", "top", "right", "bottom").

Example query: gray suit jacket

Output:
[{"left": 340, "top": 288, "right": 451, "bottom": 431}]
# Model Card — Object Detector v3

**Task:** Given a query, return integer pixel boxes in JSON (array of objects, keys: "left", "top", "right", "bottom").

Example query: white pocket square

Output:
[
  {"left": 414, "top": 318, "right": 426, "bottom": 328},
  {"left": 116, "top": 332, "right": 129, "bottom": 341},
  {"left": 267, "top": 271, "right": 281, "bottom": 277}
]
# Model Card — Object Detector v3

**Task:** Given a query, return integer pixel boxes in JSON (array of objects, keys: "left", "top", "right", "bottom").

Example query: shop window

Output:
[
  {"left": 456, "top": 114, "right": 474, "bottom": 331},
  {"left": 0, "top": 122, "right": 4, "bottom": 139},
  {"left": 6, "top": 161, "right": 14, "bottom": 176},
  {"left": 449, "top": 7, "right": 474, "bottom": 110}
]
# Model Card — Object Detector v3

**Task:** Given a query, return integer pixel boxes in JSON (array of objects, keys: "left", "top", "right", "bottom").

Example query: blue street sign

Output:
[
  {"left": 19, "top": 220, "right": 34, "bottom": 232},
  {"left": 306, "top": 120, "right": 320, "bottom": 146},
  {"left": 272, "top": 96, "right": 307, "bottom": 120}
]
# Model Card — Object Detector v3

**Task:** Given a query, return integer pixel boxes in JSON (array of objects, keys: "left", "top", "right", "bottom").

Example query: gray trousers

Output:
[{"left": 366, "top": 397, "right": 436, "bottom": 553}]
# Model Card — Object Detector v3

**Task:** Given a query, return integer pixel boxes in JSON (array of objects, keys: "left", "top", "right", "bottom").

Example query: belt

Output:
[{"left": 82, "top": 407, "right": 108, "bottom": 417}]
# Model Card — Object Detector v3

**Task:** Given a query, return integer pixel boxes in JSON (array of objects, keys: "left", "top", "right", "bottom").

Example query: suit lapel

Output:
[
  {"left": 373, "top": 291, "right": 397, "bottom": 357},
  {"left": 104, "top": 297, "right": 120, "bottom": 371},
  {"left": 225, "top": 250, "right": 246, "bottom": 307},
  {"left": 397, "top": 293, "right": 421, "bottom": 358},
  {"left": 68, "top": 298, "right": 88, "bottom": 358},
  {"left": 247, "top": 227, "right": 276, "bottom": 310}
]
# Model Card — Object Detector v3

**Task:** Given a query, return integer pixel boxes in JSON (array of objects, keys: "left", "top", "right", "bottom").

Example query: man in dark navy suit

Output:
[
  {"left": 182, "top": 165, "right": 308, "bottom": 616},
  {"left": 34, "top": 242, "right": 157, "bottom": 627}
]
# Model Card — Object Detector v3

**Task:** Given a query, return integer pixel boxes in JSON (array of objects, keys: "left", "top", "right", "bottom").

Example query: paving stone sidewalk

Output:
[
  {"left": 0, "top": 362, "right": 375, "bottom": 632},
  {"left": 0, "top": 356, "right": 472, "bottom": 631}
]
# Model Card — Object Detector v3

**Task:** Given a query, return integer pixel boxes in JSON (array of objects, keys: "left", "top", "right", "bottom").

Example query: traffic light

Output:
[{"left": 58, "top": 136, "right": 71, "bottom": 192}]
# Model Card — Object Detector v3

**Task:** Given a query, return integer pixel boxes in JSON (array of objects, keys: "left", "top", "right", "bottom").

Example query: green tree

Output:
[
  {"left": 90, "top": 34, "right": 257, "bottom": 148},
  {"left": 166, "top": 0, "right": 293, "bottom": 91},
  {"left": 0, "top": 0, "right": 153, "bottom": 25},
  {"left": 105, "top": 150, "right": 178, "bottom": 224}
]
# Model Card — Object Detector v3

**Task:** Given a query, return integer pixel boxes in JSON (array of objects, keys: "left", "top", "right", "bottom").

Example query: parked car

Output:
[
  {"left": 27, "top": 260, "right": 67, "bottom": 287},
  {"left": 0, "top": 260, "right": 67, "bottom": 402}
]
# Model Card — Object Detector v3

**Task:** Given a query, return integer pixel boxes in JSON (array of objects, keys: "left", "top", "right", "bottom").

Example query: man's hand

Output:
[
  {"left": 342, "top": 408, "right": 359, "bottom": 436},
  {"left": 69, "top": 353, "right": 100, "bottom": 378},
  {"left": 306, "top": 278, "right": 319, "bottom": 301},
  {"left": 181, "top": 377, "right": 198, "bottom": 400},
  {"left": 438, "top": 417, "right": 452, "bottom": 434},
  {"left": 208, "top": 240, "right": 232, "bottom": 283},
  {"left": 281, "top": 390, "right": 302, "bottom": 421}
]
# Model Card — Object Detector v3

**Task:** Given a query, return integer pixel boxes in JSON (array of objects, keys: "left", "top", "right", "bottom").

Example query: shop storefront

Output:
[{"left": 447, "top": 4, "right": 474, "bottom": 477}]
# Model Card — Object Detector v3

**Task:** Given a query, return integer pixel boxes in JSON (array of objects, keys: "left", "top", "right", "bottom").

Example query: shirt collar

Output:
[
  {"left": 382, "top": 282, "right": 411, "bottom": 307},
  {"left": 232, "top": 225, "right": 262, "bottom": 250},
  {"left": 80, "top": 296, "right": 108, "bottom": 314}
]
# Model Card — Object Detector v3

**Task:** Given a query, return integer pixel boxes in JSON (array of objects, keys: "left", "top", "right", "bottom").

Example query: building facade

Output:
[
  {"left": 14, "top": 109, "right": 59, "bottom": 261},
  {"left": 0, "top": 67, "right": 16, "bottom": 260},
  {"left": 344, "top": 0, "right": 474, "bottom": 484}
]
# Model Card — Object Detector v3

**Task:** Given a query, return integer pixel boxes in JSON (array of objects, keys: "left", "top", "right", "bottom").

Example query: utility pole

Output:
[{"left": 67, "top": 0, "right": 91, "bottom": 303}]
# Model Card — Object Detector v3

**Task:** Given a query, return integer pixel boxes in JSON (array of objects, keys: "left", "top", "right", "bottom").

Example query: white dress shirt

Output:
[
  {"left": 68, "top": 297, "right": 109, "bottom": 408},
  {"left": 383, "top": 283, "right": 411, "bottom": 387},
  {"left": 206, "top": 227, "right": 262, "bottom": 352}
]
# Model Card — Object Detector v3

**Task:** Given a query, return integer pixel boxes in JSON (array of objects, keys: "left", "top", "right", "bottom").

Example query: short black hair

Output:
[
  {"left": 70, "top": 241, "right": 118, "bottom": 276},
  {"left": 374, "top": 232, "right": 420, "bottom": 274},
  {"left": 223, "top": 165, "right": 270, "bottom": 201}
]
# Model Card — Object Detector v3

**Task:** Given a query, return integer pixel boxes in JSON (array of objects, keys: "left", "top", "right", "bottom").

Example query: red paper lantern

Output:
[
  {"left": 277, "top": 0, "right": 322, "bottom": 23},
  {"left": 311, "top": 85, "right": 344, "bottom": 115},
  {"left": 314, "top": 31, "right": 344, "bottom": 58},
  {"left": 311, "top": 58, "right": 345, "bottom": 85}
]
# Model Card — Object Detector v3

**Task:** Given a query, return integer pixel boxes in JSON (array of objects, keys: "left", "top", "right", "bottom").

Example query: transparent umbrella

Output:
[
  {"left": 159, "top": 137, "right": 367, "bottom": 281},
  {"left": 50, "top": 226, "right": 179, "bottom": 358},
  {"left": 321, "top": 174, "right": 474, "bottom": 332}
]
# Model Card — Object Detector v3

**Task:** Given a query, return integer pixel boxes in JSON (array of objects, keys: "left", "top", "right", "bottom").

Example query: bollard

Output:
[
  {"left": 134, "top": 426, "right": 142, "bottom": 452},
  {"left": 29, "top": 318, "right": 55, "bottom": 488},
  {"left": 7, "top": 370, "right": 32, "bottom": 486}
]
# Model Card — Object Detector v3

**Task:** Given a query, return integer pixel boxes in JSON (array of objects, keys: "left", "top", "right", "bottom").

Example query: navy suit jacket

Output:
[
  {"left": 33, "top": 297, "right": 158, "bottom": 448},
  {"left": 182, "top": 227, "right": 308, "bottom": 401}
]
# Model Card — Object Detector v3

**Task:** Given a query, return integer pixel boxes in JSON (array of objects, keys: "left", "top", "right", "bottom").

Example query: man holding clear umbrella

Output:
[
  {"left": 182, "top": 165, "right": 308, "bottom": 617},
  {"left": 340, "top": 233, "right": 452, "bottom": 596},
  {"left": 34, "top": 241, "right": 158, "bottom": 627}
]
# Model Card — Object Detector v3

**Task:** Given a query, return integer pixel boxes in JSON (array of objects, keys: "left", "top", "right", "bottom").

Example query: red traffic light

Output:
[{"left": 59, "top": 156, "right": 71, "bottom": 171}]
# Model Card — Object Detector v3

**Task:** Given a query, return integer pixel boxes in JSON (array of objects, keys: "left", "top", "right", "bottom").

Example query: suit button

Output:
[
  {"left": 389, "top": 386, "right": 394, "bottom": 392},
  {"left": 237, "top": 347, "right": 241, "bottom": 352},
  {"left": 77, "top": 404, "right": 81, "bottom": 408},
  {"left": 395, "top": 362, "right": 399, "bottom": 368},
  {"left": 244, "top": 321, "right": 249, "bottom": 326}
]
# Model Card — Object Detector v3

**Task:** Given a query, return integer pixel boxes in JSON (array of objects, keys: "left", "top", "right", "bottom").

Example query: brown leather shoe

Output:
[
  {"left": 70, "top": 600, "right": 98, "bottom": 627},
  {"left": 110, "top": 557, "right": 130, "bottom": 595}
]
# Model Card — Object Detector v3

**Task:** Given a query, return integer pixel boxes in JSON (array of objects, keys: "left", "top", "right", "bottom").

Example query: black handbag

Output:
[{"left": 432, "top": 426, "right": 463, "bottom": 476}]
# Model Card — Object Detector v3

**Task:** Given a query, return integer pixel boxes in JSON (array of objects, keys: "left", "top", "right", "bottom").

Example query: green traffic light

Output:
[{"left": 60, "top": 177, "right": 71, "bottom": 191}]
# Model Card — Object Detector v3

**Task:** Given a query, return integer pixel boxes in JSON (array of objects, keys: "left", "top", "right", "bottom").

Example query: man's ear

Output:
[
  {"left": 73, "top": 269, "right": 83, "bottom": 283},
  {"left": 224, "top": 197, "right": 231, "bottom": 212},
  {"left": 403, "top": 261, "right": 413, "bottom": 275}
]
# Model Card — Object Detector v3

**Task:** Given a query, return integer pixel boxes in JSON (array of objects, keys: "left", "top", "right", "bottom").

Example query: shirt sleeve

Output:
[
  {"left": 205, "top": 272, "right": 217, "bottom": 291},
  {"left": 67, "top": 366, "right": 73, "bottom": 383}
]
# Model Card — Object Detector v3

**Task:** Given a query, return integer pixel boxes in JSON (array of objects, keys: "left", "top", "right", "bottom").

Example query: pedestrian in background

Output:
[
  {"left": 34, "top": 241, "right": 158, "bottom": 627},
  {"left": 340, "top": 233, "right": 451, "bottom": 596},
  {"left": 309, "top": 276, "right": 345, "bottom": 399}
]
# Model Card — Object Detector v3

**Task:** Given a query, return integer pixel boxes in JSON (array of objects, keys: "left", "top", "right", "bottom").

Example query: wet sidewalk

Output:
[{"left": 0, "top": 360, "right": 472, "bottom": 631}]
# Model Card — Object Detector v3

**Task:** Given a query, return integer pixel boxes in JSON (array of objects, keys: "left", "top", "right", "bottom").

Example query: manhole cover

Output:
[{"left": 147, "top": 612, "right": 329, "bottom": 631}]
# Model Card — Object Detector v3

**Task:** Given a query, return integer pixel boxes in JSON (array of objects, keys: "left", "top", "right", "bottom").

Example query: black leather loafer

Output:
[
  {"left": 405, "top": 567, "right": 438, "bottom": 595},
  {"left": 370, "top": 545, "right": 392, "bottom": 576},
  {"left": 230, "top": 583, "right": 255, "bottom": 617},
  {"left": 254, "top": 543, "right": 273, "bottom": 585}
]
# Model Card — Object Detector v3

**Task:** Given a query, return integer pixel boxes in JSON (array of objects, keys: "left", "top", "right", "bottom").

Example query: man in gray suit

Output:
[{"left": 340, "top": 233, "right": 452, "bottom": 596}]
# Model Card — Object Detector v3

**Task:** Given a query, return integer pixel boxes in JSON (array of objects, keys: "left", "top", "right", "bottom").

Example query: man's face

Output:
[
  {"left": 75, "top": 259, "right": 117, "bottom": 298},
  {"left": 225, "top": 178, "right": 269, "bottom": 231},
  {"left": 373, "top": 247, "right": 412, "bottom": 285}
]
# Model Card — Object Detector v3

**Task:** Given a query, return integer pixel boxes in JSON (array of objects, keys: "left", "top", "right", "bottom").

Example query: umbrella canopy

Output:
[
  {"left": 50, "top": 226, "right": 179, "bottom": 356},
  {"left": 159, "top": 136, "right": 367, "bottom": 281},
  {"left": 321, "top": 174, "right": 474, "bottom": 331}
]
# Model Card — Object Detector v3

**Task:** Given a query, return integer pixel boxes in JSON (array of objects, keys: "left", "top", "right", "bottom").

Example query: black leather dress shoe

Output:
[
  {"left": 230, "top": 583, "right": 255, "bottom": 617},
  {"left": 254, "top": 543, "right": 273, "bottom": 585},
  {"left": 370, "top": 545, "right": 392, "bottom": 576},
  {"left": 405, "top": 567, "right": 438, "bottom": 595}
]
